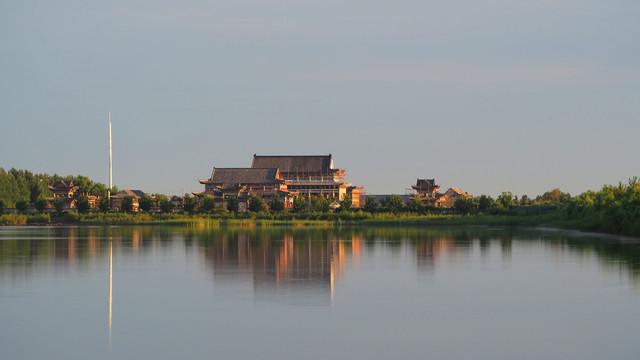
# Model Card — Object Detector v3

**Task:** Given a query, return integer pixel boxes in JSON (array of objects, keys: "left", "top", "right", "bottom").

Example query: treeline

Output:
[
  {"left": 0, "top": 168, "right": 114, "bottom": 210},
  {"left": 562, "top": 178, "right": 640, "bottom": 236}
]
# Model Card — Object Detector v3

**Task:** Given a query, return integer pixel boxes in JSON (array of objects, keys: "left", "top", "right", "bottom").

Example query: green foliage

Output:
[
  {"left": 0, "top": 168, "right": 111, "bottom": 208},
  {"left": 363, "top": 195, "right": 377, "bottom": 213},
  {"left": 311, "top": 196, "right": 330, "bottom": 212},
  {"left": 121, "top": 196, "right": 135, "bottom": 212},
  {"left": 562, "top": 177, "right": 640, "bottom": 236},
  {"left": 53, "top": 198, "right": 65, "bottom": 212},
  {"left": 0, "top": 213, "right": 27, "bottom": 225},
  {"left": 407, "top": 197, "right": 424, "bottom": 213},
  {"left": 138, "top": 195, "right": 154, "bottom": 212},
  {"left": 183, "top": 194, "right": 197, "bottom": 213},
  {"left": 248, "top": 194, "right": 266, "bottom": 212},
  {"left": 385, "top": 195, "right": 405, "bottom": 213},
  {"left": 453, "top": 196, "right": 474, "bottom": 214},
  {"left": 292, "top": 195, "right": 307, "bottom": 213},
  {"left": 536, "top": 188, "right": 571, "bottom": 204},
  {"left": 26, "top": 213, "right": 50, "bottom": 224},
  {"left": 497, "top": 192, "right": 514, "bottom": 209},
  {"left": 15, "top": 200, "right": 30, "bottom": 213},
  {"left": 34, "top": 198, "right": 49, "bottom": 212},
  {"left": 199, "top": 195, "right": 216, "bottom": 213},
  {"left": 159, "top": 199, "right": 174, "bottom": 213},
  {"left": 269, "top": 193, "right": 284, "bottom": 212},
  {"left": 477, "top": 195, "right": 494, "bottom": 211},
  {"left": 98, "top": 196, "right": 111, "bottom": 212},
  {"left": 154, "top": 194, "right": 169, "bottom": 204},
  {"left": 226, "top": 195, "right": 238, "bottom": 213},
  {"left": 0, "top": 199, "right": 4, "bottom": 214},
  {"left": 339, "top": 194, "right": 352, "bottom": 212},
  {"left": 76, "top": 195, "right": 90, "bottom": 213}
]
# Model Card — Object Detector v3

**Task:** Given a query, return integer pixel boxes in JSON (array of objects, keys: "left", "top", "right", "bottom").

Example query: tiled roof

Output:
[
  {"left": 49, "top": 180, "right": 78, "bottom": 191},
  {"left": 112, "top": 189, "right": 146, "bottom": 198},
  {"left": 251, "top": 154, "right": 334, "bottom": 173},
  {"left": 202, "top": 168, "right": 283, "bottom": 185},
  {"left": 415, "top": 178, "right": 437, "bottom": 187},
  {"left": 445, "top": 188, "right": 470, "bottom": 196}
]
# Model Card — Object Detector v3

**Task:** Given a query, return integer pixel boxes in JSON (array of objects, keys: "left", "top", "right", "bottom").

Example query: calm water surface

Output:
[{"left": 1, "top": 225, "right": 639, "bottom": 360}]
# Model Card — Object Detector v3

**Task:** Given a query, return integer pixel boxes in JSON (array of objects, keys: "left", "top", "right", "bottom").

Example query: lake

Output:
[{"left": 1, "top": 225, "right": 639, "bottom": 360}]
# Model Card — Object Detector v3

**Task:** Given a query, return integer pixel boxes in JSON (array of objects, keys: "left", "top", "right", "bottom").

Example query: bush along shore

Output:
[{"left": 0, "top": 168, "right": 638, "bottom": 238}]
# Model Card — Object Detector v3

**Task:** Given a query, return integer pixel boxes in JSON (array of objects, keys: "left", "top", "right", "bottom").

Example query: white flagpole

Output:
[{"left": 108, "top": 112, "right": 113, "bottom": 197}]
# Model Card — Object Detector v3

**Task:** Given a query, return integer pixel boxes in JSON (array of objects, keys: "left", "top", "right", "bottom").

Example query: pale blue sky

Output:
[{"left": 1, "top": 0, "right": 639, "bottom": 197}]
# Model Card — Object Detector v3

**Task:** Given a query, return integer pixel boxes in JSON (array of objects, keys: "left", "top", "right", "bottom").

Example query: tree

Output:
[
  {"left": 385, "top": 195, "right": 405, "bottom": 213},
  {"left": 159, "top": 199, "right": 174, "bottom": 213},
  {"left": 0, "top": 199, "right": 4, "bottom": 214},
  {"left": 53, "top": 198, "right": 65, "bottom": 213},
  {"left": 478, "top": 195, "right": 494, "bottom": 211},
  {"left": 363, "top": 195, "right": 377, "bottom": 213},
  {"left": 15, "top": 200, "right": 30, "bottom": 213},
  {"left": 339, "top": 194, "right": 352, "bottom": 212},
  {"left": 226, "top": 195, "right": 238, "bottom": 213},
  {"left": 408, "top": 197, "right": 424, "bottom": 213},
  {"left": 453, "top": 196, "right": 474, "bottom": 214},
  {"left": 138, "top": 195, "right": 154, "bottom": 212},
  {"left": 270, "top": 193, "right": 284, "bottom": 212},
  {"left": 199, "top": 195, "right": 216, "bottom": 213},
  {"left": 76, "top": 195, "right": 90, "bottom": 213},
  {"left": 520, "top": 194, "right": 531, "bottom": 206},
  {"left": 98, "top": 196, "right": 111, "bottom": 212},
  {"left": 154, "top": 194, "right": 169, "bottom": 205},
  {"left": 248, "top": 194, "right": 266, "bottom": 212},
  {"left": 311, "top": 196, "right": 330, "bottom": 212},
  {"left": 183, "top": 194, "right": 197, "bottom": 213},
  {"left": 34, "top": 197, "right": 49, "bottom": 212},
  {"left": 292, "top": 195, "right": 307, "bottom": 213},
  {"left": 497, "top": 192, "right": 514, "bottom": 209},
  {"left": 121, "top": 196, "right": 135, "bottom": 212}
]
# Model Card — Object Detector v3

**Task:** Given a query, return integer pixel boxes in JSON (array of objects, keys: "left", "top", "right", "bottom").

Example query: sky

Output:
[{"left": 1, "top": 0, "right": 639, "bottom": 198}]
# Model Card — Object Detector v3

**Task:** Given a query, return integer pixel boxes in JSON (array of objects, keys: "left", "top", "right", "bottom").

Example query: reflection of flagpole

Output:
[{"left": 109, "top": 239, "right": 113, "bottom": 345}]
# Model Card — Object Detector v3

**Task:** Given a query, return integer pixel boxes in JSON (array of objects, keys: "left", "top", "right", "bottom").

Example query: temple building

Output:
[
  {"left": 48, "top": 181, "right": 81, "bottom": 209},
  {"left": 411, "top": 178, "right": 442, "bottom": 206},
  {"left": 439, "top": 188, "right": 472, "bottom": 208},
  {"left": 48, "top": 180, "right": 100, "bottom": 210},
  {"left": 111, "top": 190, "right": 147, "bottom": 212},
  {"left": 410, "top": 178, "right": 472, "bottom": 208},
  {"left": 193, "top": 167, "right": 296, "bottom": 211},
  {"left": 251, "top": 154, "right": 362, "bottom": 204}
]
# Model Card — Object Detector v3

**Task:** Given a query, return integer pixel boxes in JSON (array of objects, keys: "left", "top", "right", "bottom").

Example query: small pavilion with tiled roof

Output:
[{"left": 194, "top": 167, "right": 296, "bottom": 211}]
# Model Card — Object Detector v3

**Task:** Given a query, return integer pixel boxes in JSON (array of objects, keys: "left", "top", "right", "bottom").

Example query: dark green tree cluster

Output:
[
  {"left": 563, "top": 178, "right": 640, "bottom": 236},
  {"left": 0, "top": 168, "right": 115, "bottom": 212}
]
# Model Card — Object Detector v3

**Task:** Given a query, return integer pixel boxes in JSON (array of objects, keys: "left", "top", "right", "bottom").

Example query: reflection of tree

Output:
[{"left": 1, "top": 226, "right": 639, "bottom": 289}]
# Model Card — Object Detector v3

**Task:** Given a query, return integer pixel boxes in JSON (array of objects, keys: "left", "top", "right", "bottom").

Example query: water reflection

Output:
[{"left": 1, "top": 226, "right": 639, "bottom": 300}]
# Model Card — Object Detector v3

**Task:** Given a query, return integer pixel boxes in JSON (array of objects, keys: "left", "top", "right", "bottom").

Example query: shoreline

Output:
[{"left": 3, "top": 212, "right": 638, "bottom": 240}]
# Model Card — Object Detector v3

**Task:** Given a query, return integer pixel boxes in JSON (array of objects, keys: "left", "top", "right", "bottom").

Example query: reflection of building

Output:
[
  {"left": 252, "top": 154, "right": 364, "bottom": 206},
  {"left": 203, "top": 232, "right": 349, "bottom": 305},
  {"left": 194, "top": 168, "right": 296, "bottom": 211}
]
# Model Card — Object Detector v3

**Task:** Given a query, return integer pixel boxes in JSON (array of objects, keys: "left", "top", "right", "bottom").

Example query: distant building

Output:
[
  {"left": 193, "top": 167, "right": 296, "bottom": 211},
  {"left": 48, "top": 181, "right": 80, "bottom": 209},
  {"left": 439, "top": 188, "right": 472, "bottom": 208},
  {"left": 252, "top": 154, "right": 362, "bottom": 205},
  {"left": 411, "top": 178, "right": 443, "bottom": 206},
  {"left": 111, "top": 190, "right": 147, "bottom": 212},
  {"left": 410, "top": 178, "right": 472, "bottom": 208},
  {"left": 48, "top": 180, "right": 100, "bottom": 210}
]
